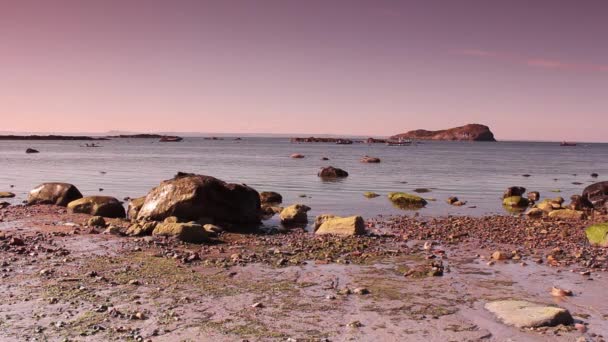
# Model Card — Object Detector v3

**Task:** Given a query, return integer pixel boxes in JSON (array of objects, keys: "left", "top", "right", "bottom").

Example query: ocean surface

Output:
[{"left": 1, "top": 137, "right": 606, "bottom": 225}]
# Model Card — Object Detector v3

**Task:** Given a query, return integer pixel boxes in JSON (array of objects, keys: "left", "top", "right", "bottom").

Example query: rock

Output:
[
  {"left": 318, "top": 166, "right": 349, "bottom": 178},
  {"left": 127, "top": 196, "right": 146, "bottom": 219},
  {"left": 536, "top": 199, "right": 562, "bottom": 212},
  {"left": 550, "top": 287, "right": 572, "bottom": 297},
  {"left": 552, "top": 196, "right": 565, "bottom": 205},
  {"left": 363, "top": 192, "right": 380, "bottom": 198},
  {"left": 0, "top": 202, "right": 9, "bottom": 209},
  {"left": 503, "top": 186, "right": 526, "bottom": 199},
  {"left": 353, "top": 288, "right": 370, "bottom": 295},
  {"left": 502, "top": 196, "right": 529, "bottom": 208},
  {"left": 87, "top": 216, "right": 106, "bottom": 227},
  {"left": 0, "top": 192, "right": 15, "bottom": 198},
  {"left": 164, "top": 216, "right": 182, "bottom": 223},
  {"left": 67, "top": 196, "right": 126, "bottom": 218},
  {"left": 25, "top": 148, "right": 39, "bottom": 154},
  {"left": 567, "top": 195, "right": 592, "bottom": 210},
  {"left": 585, "top": 223, "right": 608, "bottom": 246},
  {"left": 491, "top": 251, "right": 510, "bottom": 260},
  {"left": 321, "top": 157, "right": 329, "bottom": 161},
  {"left": 547, "top": 209, "right": 586, "bottom": 220},
  {"left": 260, "top": 191, "right": 282, "bottom": 204},
  {"left": 525, "top": 208, "right": 544, "bottom": 218},
  {"left": 126, "top": 221, "right": 158, "bottom": 236},
  {"left": 527, "top": 191, "right": 540, "bottom": 202},
  {"left": 261, "top": 204, "right": 282, "bottom": 218},
  {"left": 314, "top": 215, "right": 366, "bottom": 236},
  {"left": 485, "top": 300, "right": 573, "bottom": 328},
  {"left": 136, "top": 173, "right": 261, "bottom": 225},
  {"left": 27, "top": 183, "right": 83, "bottom": 206},
  {"left": 446, "top": 196, "right": 459, "bottom": 205},
  {"left": 152, "top": 222, "right": 208, "bottom": 243},
  {"left": 390, "top": 124, "right": 496, "bottom": 142},
  {"left": 203, "top": 224, "right": 223, "bottom": 235},
  {"left": 290, "top": 153, "right": 305, "bottom": 159},
  {"left": 360, "top": 156, "right": 381, "bottom": 163},
  {"left": 279, "top": 204, "right": 310, "bottom": 225},
  {"left": 388, "top": 192, "right": 427, "bottom": 208},
  {"left": 103, "top": 225, "right": 121, "bottom": 235},
  {"left": 582, "top": 181, "right": 608, "bottom": 209},
  {"left": 413, "top": 188, "right": 431, "bottom": 193},
  {"left": 591, "top": 173, "right": 599, "bottom": 178}
]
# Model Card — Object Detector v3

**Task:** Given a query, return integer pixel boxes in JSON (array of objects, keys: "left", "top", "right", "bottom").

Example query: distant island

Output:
[
  {"left": 390, "top": 124, "right": 496, "bottom": 142},
  {"left": 107, "top": 134, "right": 163, "bottom": 139},
  {"left": 0, "top": 135, "right": 108, "bottom": 141}
]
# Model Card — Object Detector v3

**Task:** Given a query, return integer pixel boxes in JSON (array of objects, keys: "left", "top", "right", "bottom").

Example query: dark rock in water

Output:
[
  {"left": 503, "top": 186, "right": 526, "bottom": 199},
  {"left": 447, "top": 196, "right": 459, "bottom": 205},
  {"left": 260, "top": 191, "right": 282, "bottom": 204},
  {"left": 413, "top": 188, "right": 431, "bottom": 193},
  {"left": 582, "top": 181, "right": 608, "bottom": 209},
  {"left": 137, "top": 173, "right": 261, "bottom": 226},
  {"left": 321, "top": 157, "right": 329, "bottom": 161},
  {"left": 25, "top": 148, "right": 39, "bottom": 154},
  {"left": 318, "top": 166, "right": 349, "bottom": 178},
  {"left": 27, "top": 183, "right": 83, "bottom": 206},
  {"left": 568, "top": 195, "right": 592, "bottom": 211},
  {"left": 0, "top": 202, "right": 10, "bottom": 209},
  {"left": 527, "top": 191, "right": 540, "bottom": 202},
  {"left": 67, "top": 196, "right": 126, "bottom": 218},
  {"left": 572, "top": 182, "right": 583, "bottom": 185},
  {"left": 390, "top": 124, "right": 496, "bottom": 142},
  {"left": 522, "top": 174, "right": 531, "bottom": 177},
  {"left": 0, "top": 192, "right": 15, "bottom": 198},
  {"left": 591, "top": 173, "right": 599, "bottom": 178},
  {"left": 360, "top": 156, "right": 381, "bottom": 163}
]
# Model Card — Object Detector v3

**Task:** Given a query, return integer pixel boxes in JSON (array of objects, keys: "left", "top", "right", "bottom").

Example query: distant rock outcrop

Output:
[{"left": 390, "top": 124, "right": 496, "bottom": 142}]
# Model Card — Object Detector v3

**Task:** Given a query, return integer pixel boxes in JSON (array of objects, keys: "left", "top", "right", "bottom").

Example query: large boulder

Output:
[
  {"left": 485, "top": 300, "right": 573, "bottom": 328},
  {"left": 152, "top": 222, "right": 208, "bottom": 243},
  {"left": 67, "top": 196, "right": 126, "bottom": 218},
  {"left": 503, "top": 186, "right": 526, "bottom": 199},
  {"left": 585, "top": 223, "right": 608, "bottom": 247},
  {"left": 318, "top": 166, "right": 349, "bottom": 178},
  {"left": 314, "top": 215, "right": 366, "bottom": 236},
  {"left": 388, "top": 192, "right": 427, "bottom": 209},
  {"left": 27, "top": 183, "right": 83, "bottom": 206},
  {"left": 127, "top": 196, "right": 146, "bottom": 219},
  {"left": 502, "top": 196, "right": 529, "bottom": 208},
  {"left": 260, "top": 191, "right": 282, "bottom": 204},
  {"left": 567, "top": 195, "right": 592, "bottom": 210},
  {"left": 582, "top": 181, "right": 608, "bottom": 209},
  {"left": 136, "top": 173, "right": 261, "bottom": 225},
  {"left": 280, "top": 204, "right": 310, "bottom": 225},
  {"left": 547, "top": 209, "right": 586, "bottom": 220}
]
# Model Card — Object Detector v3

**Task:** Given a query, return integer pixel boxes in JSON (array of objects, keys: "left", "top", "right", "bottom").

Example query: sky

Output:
[{"left": 1, "top": 0, "right": 607, "bottom": 141}]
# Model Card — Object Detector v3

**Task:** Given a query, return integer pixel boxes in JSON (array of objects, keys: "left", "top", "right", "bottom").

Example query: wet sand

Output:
[{"left": 0, "top": 205, "right": 607, "bottom": 341}]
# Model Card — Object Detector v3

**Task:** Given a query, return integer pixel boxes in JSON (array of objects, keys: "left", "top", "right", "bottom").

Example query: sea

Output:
[{"left": 1, "top": 137, "right": 606, "bottom": 225}]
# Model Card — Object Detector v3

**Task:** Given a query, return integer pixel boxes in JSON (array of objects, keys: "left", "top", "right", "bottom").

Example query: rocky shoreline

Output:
[
  {"left": 0, "top": 175, "right": 607, "bottom": 341},
  {"left": 0, "top": 135, "right": 109, "bottom": 141}
]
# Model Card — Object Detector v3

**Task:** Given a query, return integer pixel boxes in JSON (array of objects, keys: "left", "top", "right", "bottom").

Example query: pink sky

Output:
[{"left": 1, "top": 0, "right": 607, "bottom": 141}]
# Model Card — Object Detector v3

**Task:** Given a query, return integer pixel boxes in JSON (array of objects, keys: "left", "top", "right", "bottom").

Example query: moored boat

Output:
[
  {"left": 560, "top": 141, "right": 576, "bottom": 147},
  {"left": 159, "top": 136, "right": 183, "bottom": 142},
  {"left": 386, "top": 138, "right": 413, "bottom": 146}
]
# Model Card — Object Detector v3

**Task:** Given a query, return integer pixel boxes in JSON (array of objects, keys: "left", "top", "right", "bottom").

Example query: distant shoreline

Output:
[{"left": 0, "top": 135, "right": 109, "bottom": 141}]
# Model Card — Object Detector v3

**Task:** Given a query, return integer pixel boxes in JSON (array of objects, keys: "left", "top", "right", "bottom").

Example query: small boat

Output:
[
  {"left": 386, "top": 138, "right": 412, "bottom": 146},
  {"left": 560, "top": 141, "right": 576, "bottom": 147},
  {"left": 336, "top": 139, "right": 353, "bottom": 145},
  {"left": 81, "top": 143, "right": 102, "bottom": 148},
  {"left": 159, "top": 136, "right": 183, "bottom": 142}
]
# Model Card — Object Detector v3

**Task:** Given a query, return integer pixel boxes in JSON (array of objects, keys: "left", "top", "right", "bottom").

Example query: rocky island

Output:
[
  {"left": 0, "top": 135, "right": 109, "bottom": 141},
  {"left": 390, "top": 124, "right": 496, "bottom": 141}
]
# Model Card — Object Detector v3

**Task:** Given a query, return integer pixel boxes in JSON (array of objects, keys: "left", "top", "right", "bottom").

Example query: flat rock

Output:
[{"left": 485, "top": 300, "right": 573, "bottom": 328}]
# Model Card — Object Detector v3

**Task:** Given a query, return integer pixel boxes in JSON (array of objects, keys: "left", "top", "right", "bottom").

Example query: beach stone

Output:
[
  {"left": 137, "top": 173, "right": 261, "bottom": 226},
  {"left": 585, "top": 223, "right": 608, "bottom": 246},
  {"left": 87, "top": 216, "right": 106, "bottom": 227},
  {"left": 552, "top": 196, "right": 565, "bottom": 205},
  {"left": 548, "top": 209, "right": 586, "bottom": 220},
  {"left": 567, "top": 195, "right": 592, "bottom": 210},
  {"left": 363, "top": 192, "right": 380, "bottom": 198},
  {"left": 485, "top": 300, "right": 573, "bottom": 328},
  {"left": 203, "top": 224, "right": 223, "bottom": 235},
  {"left": 527, "top": 191, "right": 540, "bottom": 202},
  {"left": 446, "top": 196, "right": 459, "bottom": 205},
  {"left": 360, "top": 156, "right": 381, "bottom": 163},
  {"left": 152, "top": 222, "right": 208, "bottom": 243},
  {"left": 491, "top": 251, "right": 510, "bottom": 260},
  {"left": 582, "top": 181, "right": 608, "bottom": 209},
  {"left": 525, "top": 208, "right": 544, "bottom": 218},
  {"left": 503, "top": 186, "right": 526, "bottom": 199},
  {"left": 260, "top": 191, "right": 282, "bottom": 204},
  {"left": 0, "top": 192, "right": 15, "bottom": 198},
  {"left": 127, "top": 196, "right": 146, "bottom": 219},
  {"left": 126, "top": 221, "right": 157, "bottom": 236},
  {"left": 290, "top": 153, "right": 305, "bottom": 159},
  {"left": 388, "top": 192, "right": 427, "bottom": 208},
  {"left": 261, "top": 204, "right": 282, "bottom": 218},
  {"left": 318, "top": 166, "right": 349, "bottom": 178},
  {"left": 25, "top": 148, "right": 39, "bottom": 154},
  {"left": 280, "top": 204, "right": 310, "bottom": 225},
  {"left": 67, "top": 196, "right": 126, "bottom": 218},
  {"left": 164, "top": 216, "right": 182, "bottom": 223},
  {"left": 314, "top": 215, "right": 366, "bottom": 236},
  {"left": 536, "top": 199, "right": 562, "bottom": 212},
  {"left": 27, "top": 182, "right": 83, "bottom": 206},
  {"left": 502, "top": 196, "right": 529, "bottom": 208}
]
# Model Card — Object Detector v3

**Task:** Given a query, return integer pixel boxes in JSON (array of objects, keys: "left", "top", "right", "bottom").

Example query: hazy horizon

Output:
[{"left": 2, "top": 1, "right": 607, "bottom": 142}]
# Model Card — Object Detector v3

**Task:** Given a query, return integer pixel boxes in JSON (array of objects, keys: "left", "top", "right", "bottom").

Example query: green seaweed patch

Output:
[
  {"left": 585, "top": 223, "right": 608, "bottom": 247},
  {"left": 388, "top": 192, "right": 427, "bottom": 210}
]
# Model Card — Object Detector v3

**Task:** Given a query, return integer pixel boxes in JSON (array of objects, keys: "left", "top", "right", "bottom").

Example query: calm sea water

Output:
[{"left": 1, "top": 138, "right": 606, "bottom": 223}]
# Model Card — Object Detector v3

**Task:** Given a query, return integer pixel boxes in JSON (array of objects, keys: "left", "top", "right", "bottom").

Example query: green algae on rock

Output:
[
  {"left": 388, "top": 192, "right": 427, "bottom": 209},
  {"left": 585, "top": 223, "right": 608, "bottom": 246}
]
